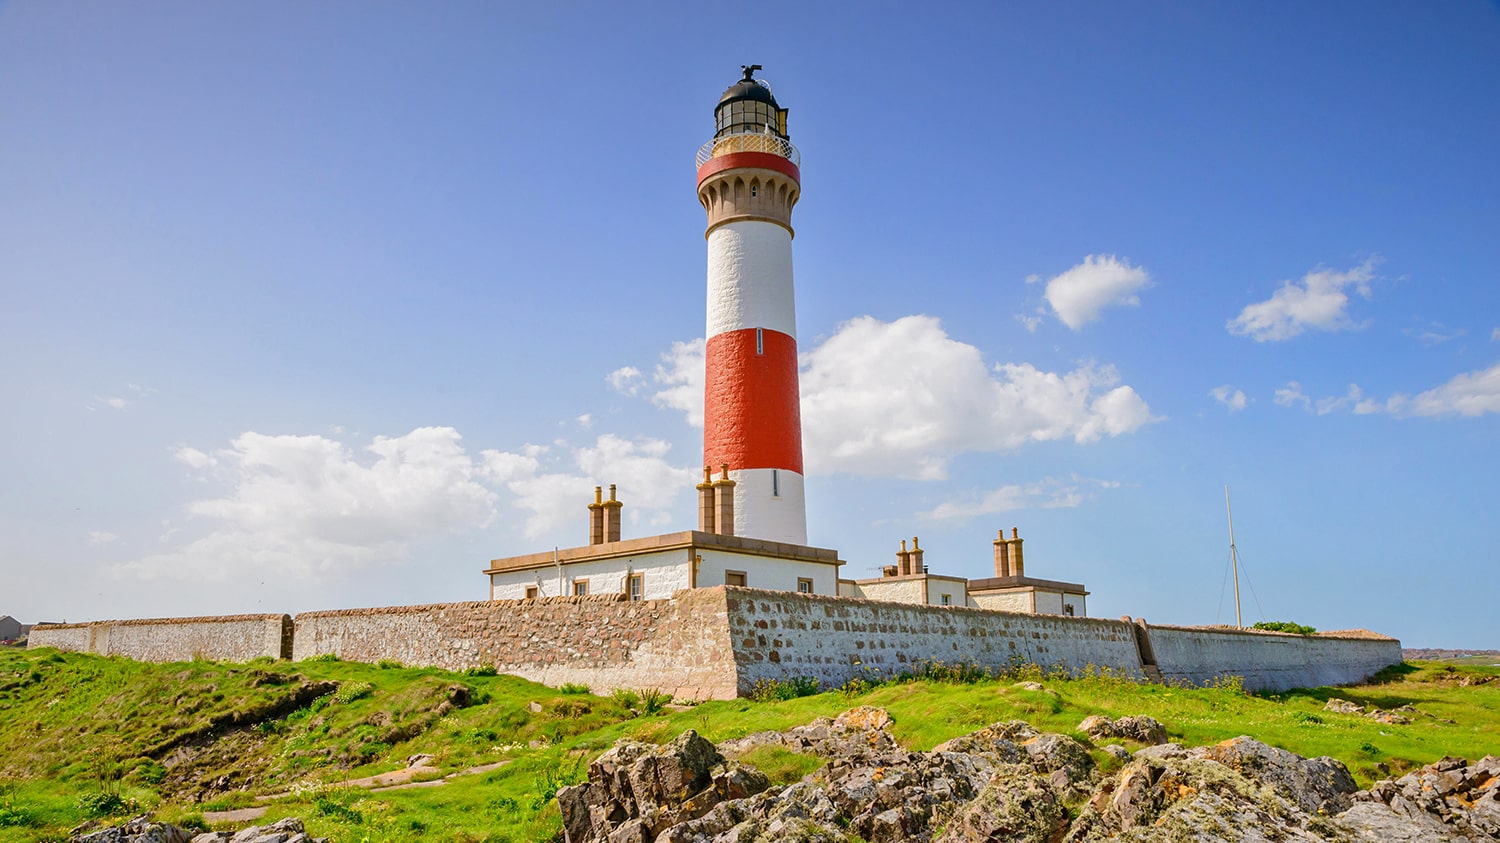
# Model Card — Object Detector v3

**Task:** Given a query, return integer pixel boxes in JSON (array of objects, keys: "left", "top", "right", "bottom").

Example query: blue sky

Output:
[{"left": 2, "top": 2, "right": 1496, "bottom": 647}]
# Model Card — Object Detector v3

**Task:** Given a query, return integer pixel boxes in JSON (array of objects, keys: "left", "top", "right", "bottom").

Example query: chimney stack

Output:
[
  {"left": 696, "top": 466, "right": 716, "bottom": 533},
  {"left": 896, "top": 539, "right": 910, "bottom": 576},
  {"left": 713, "top": 464, "right": 736, "bottom": 536},
  {"left": 602, "top": 484, "right": 623, "bottom": 543},
  {"left": 993, "top": 528, "right": 1011, "bottom": 577},
  {"left": 588, "top": 487, "right": 605, "bottom": 546},
  {"left": 1009, "top": 527, "right": 1024, "bottom": 578},
  {"left": 910, "top": 536, "right": 925, "bottom": 574}
]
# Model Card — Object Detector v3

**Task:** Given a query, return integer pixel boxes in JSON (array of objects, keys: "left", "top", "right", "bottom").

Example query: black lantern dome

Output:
[{"left": 714, "top": 65, "right": 788, "bottom": 140}]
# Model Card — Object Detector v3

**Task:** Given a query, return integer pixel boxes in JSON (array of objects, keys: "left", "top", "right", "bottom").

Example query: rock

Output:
[
  {"left": 560, "top": 729, "right": 769, "bottom": 842},
  {"left": 1012, "top": 681, "right": 1045, "bottom": 691},
  {"left": 1201, "top": 735, "right": 1358, "bottom": 814},
  {"left": 1337, "top": 801, "right": 1467, "bottom": 842},
  {"left": 527, "top": 701, "right": 543, "bottom": 713},
  {"left": 405, "top": 753, "right": 436, "bottom": 768},
  {"left": 1102, "top": 744, "right": 1132, "bottom": 762},
  {"left": 935, "top": 763, "right": 1067, "bottom": 843},
  {"left": 72, "top": 815, "right": 194, "bottom": 843},
  {"left": 1021, "top": 733, "right": 1095, "bottom": 797},
  {"left": 1077, "top": 714, "right": 1167, "bottom": 745},
  {"left": 834, "top": 705, "right": 894, "bottom": 732},
  {"left": 1324, "top": 697, "right": 1364, "bottom": 715}
]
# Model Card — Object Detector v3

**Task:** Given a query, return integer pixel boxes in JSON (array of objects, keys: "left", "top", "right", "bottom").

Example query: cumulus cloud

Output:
[
  {"left": 1272, "top": 362, "right": 1500, "bottom": 419},
  {"left": 619, "top": 316, "right": 1160, "bottom": 480},
  {"left": 606, "top": 366, "right": 644, "bottom": 396},
  {"left": 1041, "top": 255, "right": 1151, "bottom": 330},
  {"left": 1491, "top": 328, "right": 1499, "bottom": 342},
  {"left": 800, "top": 315, "right": 1158, "bottom": 478},
  {"left": 485, "top": 434, "right": 695, "bottom": 538},
  {"left": 649, "top": 339, "right": 706, "bottom": 427},
  {"left": 1228, "top": 259, "right": 1378, "bottom": 341},
  {"left": 920, "top": 477, "right": 1118, "bottom": 521},
  {"left": 1209, "top": 385, "right": 1248, "bottom": 411},
  {"left": 114, "top": 427, "right": 498, "bottom": 581},
  {"left": 1405, "top": 362, "right": 1500, "bottom": 418}
]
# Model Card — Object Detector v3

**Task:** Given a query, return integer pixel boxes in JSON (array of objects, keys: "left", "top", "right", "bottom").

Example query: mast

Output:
[{"left": 1225, "top": 485, "right": 1242, "bottom": 629}]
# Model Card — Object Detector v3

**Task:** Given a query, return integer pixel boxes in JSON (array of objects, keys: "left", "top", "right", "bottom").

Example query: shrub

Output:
[
  {"left": 75, "top": 789, "right": 127, "bottom": 818},
  {"left": 913, "top": 660, "right": 990, "bottom": 684},
  {"left": 0, "top": 801, "right": 32, "bottom": 827},
  {"left": 639, "top": 688, "right": 673, "bottom": 714},
  {"left": 376, "top": 659, "right": 403, "bottom": 669},
  {"left": 300, "top": 652, "right": 341, "bottom": 662},
  {"left": 1253, "top": 621, "right": 1317, "bottom": 635},
  {"left": 462, "top": 664, "right": 499, "bottom": 677},
  {"left": 332, "top": 681, "right": 374, "bottom": 705},
  {"left": 751, "top": 676, "right": 821, "bottom": 702},
  {"left": 610, "top": 688, "right": 640, "bottom": 710},
  {"left": 559, "top": 682, "right": 591, "bottom": 695}
]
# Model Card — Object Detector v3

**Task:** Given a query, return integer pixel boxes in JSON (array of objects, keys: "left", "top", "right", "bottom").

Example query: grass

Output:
[{"left": 0, "top": 649, "right": 1496, "bottom": 842}]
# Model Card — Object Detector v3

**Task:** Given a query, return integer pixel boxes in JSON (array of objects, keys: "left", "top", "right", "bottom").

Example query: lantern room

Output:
[{"left": 714, "top": 64, "right": 788, "bottom": 139}]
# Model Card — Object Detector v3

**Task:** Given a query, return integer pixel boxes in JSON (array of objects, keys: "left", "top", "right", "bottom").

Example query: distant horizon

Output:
[{"left": 1, "top": 2, "right": 1496, "bottom": 649}]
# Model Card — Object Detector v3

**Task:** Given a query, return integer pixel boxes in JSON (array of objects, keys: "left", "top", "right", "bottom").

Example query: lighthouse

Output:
[{"left": 696, "top": 65, "right": 807, "bottom": 545}]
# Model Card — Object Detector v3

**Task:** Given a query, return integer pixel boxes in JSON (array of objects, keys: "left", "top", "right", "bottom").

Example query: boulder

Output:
[
  {"left": 935, "top": 763, "right": 1067, "bottom": 843},
  {"left": 1200, "top": 736, "right": 1358, "bottom": 815}
]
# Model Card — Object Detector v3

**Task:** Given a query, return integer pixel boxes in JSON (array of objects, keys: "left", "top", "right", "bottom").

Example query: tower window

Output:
[
  {"left": 756, "top": 328, "right": 763, "bottom": 355},
  {"left": 772, "top": 469, "right": 780, "bottom": 497},
  {"left": 751, "top": 183, "right": 758, "bottom": 198}
]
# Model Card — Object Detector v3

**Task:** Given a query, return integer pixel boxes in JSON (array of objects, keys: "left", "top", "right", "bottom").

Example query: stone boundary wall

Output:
[
  {"left": 722, "top": 588, "right": 1145, "bottom": 694},
  {"left": 1144, "top": 623, "right": 1403, "bottom": 692},
  {"left": 28, "top": 614, "right": 291, "bottom": 662},
  {"left": 292, "top": 590, "right": 739, "bottom": 700},
  {"left": 28, "top": 590, "right": 1402, "bottom": 696}
]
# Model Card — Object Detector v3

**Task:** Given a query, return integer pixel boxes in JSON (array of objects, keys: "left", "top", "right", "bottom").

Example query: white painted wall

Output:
[
  {"left": 848, "top": 578, "right": 926, "bottom": 604},
  {"left": 695, "top": 548, "right": 837, "bottom": 595},
  {"left": 969, "top": 591, "right": 1032, "bottom": 613},
  {"left": 1062, "top": 594, "right": 1087, "bottom": 617},
  {"left": 1035, "top": 591, "right": 1064, "bottom": 615},
  {"left": 706, "top": 221, "right": 796, "bottom": 339},
  {"left": 926, "top": 577, "right": 967, "bottom": 607},
  {"left": 489, "top": 549, "right": 690, "bottom": 601},
  {"left": 730, "top": 468, "right": 806, "bottom": 545}
]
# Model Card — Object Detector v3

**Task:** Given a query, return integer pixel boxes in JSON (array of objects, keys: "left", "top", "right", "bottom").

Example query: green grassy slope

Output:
[{"left": 0, "top": 648, "right": 1495, "bottom": 843}]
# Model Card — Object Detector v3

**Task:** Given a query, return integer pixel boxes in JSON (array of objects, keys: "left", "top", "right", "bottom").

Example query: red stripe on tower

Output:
[{"left": 695, "top": 65, "right": 807, "bottom": 545}]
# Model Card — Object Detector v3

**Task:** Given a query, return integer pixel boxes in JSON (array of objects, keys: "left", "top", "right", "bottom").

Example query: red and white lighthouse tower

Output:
[{"left": 696, "top": 65, "right": 807, "bottom": 545}]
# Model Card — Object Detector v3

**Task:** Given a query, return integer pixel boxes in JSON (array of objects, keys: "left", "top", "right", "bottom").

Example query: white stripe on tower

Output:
[{"left": 696, "top": 66, "right": 807, "bottom": 545}]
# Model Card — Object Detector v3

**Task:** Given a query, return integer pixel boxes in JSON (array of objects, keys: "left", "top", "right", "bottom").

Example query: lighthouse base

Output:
[{"left": 727, "top": 467, "right": 807, "bottom": 545}]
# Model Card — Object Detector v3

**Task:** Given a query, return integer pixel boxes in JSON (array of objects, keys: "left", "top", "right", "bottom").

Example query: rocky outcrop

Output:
[
  {"left": 70, "top": 816, "right": 326, "bottom": 843},
  {"left": 1078, "top": 714, "right": 1168, "bottom": 746},
  {"left": 560, "top": 710, "right": 1500, "bottom": 842}
]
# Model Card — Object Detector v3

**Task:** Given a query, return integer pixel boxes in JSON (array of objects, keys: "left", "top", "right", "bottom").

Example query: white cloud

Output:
[
  {"left": 576, "top": 413, "right": 593, "bottom": 429},
  {"left": 1209, "top": 385, "right": 1248, "bottom": 412},
  {"left": 1272, "top": 363, "right": 1500, "bottom": 419},
  {"left": 1227, "top": 258, "right": 1378, "bottom": 341},
  {"left": 1041, "top": 255, "right": 1151, "bottom": 330},
  {"left": 618, "top": 316, "right": 1160, "bottom": 481},
  {"left": 649, "top": 339, "right": 706, "bottom": 427},
  {"left": 173, "top": 446, "right": 217, "bottom": 470},
  {"left": 800, "top": 316, "right": 1159, "bottom": 479},
  {"left": 1491, "top": 328, "right": 1499, "bottom": 342},
  {"left": 1405, "top": 361, "right": 1500, "bottom": 418},
  {"left": 1274, "top": 382, "right": 1311, "bottom": 411},
  {"left": 114, "top": 427, "right": 498, "bottom": 581},
  {"left": 87, "top": 531, "right": 118, "bottom": 546},
  {"left": 488, "top": 434, "right": 694, "bottom": 539},
  {"left": 1404, "top": 323, "right": 1465, "bottom": 346},
  {"left": 606, "top": 366, "right": 644, "bottom": 396},
  {"left": 1015, "top": 313, "right": 1043, "bottom": 333},
  {"left": 920, "top": 477, "right": 1117, "bottom": 521}
]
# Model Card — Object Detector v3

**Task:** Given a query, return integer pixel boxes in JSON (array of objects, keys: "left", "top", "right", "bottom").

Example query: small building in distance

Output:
[
  {"left": 840, "top": 528, "right": 1089, "bottom": 617},
  {"left": 0, "top": 615, "right": 31, "bottom": 643}
]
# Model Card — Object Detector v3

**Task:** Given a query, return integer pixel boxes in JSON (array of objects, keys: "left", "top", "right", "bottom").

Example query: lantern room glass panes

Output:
[{"left": 716, "top": 98, "right": 783, "bottom": 138}]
